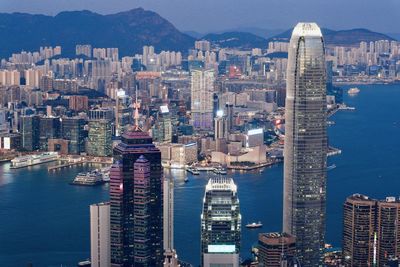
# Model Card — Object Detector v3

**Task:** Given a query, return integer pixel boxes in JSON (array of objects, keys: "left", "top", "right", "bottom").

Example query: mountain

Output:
[
  {"left": 201, "top": 32, "right": 267, "bottom": 49},
  {"left": 200, "top": 28, "right": 394, "bottom": 50},
  {"left": 268, "top": 28, "right": 396, "bottom": 46},
  {"left": 0, "top": 8, "right": 195, "bottom": 58},
  {"left": 184, "top": 31, "right": 204, "bottom": 39},
  {"left": 214, "top": 27, "right": 285, "bottom": 39}
]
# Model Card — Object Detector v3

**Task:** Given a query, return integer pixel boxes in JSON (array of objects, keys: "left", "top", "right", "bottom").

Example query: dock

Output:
[
  {"left": 227, "top": 159, "right": 282, "bottom": 171},
  {"left": 327, "top": 146, "right": 342, "bottom": 157},
  {"left": 48, "top": 156, "right": 112, "bottom": 171}
]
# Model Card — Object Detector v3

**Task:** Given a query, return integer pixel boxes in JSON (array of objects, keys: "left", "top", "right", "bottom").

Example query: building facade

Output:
[
  {"left": 110, "top": 129, "right": 163, "bottom": 267},
  {"left": 87, "top": 119, "right": 112, "bottom": 157},
  {"left": 343, "top": 194, "right": 400, "bottom": 267},
  {"left": 90, "top": 202, "right": 110, "bottom": 267},
  {"left": 283, "top": 22, "right": 327, "bottom": 266},
  {"left": 191, "top": 69, "right": 215, "bottom": 130},
  {"left": 201, "top": 177, "right": 241, "bottom": 267},
  {"left": 258, "top": 232, "right": 296, "bottom": 267},
  {"left": 20, "top": 115, "right": 40, "bottom": 151},
  {"left": 61, "top": 117, "right": 86, "bottom": 154}
]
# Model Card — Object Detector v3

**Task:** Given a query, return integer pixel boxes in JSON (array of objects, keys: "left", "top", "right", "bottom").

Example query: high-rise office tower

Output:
[
  {"left": 61, "top": 117, "right": 86, "bottom": 154},
  {"left": 342, "top": 194, "right": 400, "bottom": 267},
  {"left": 90, "top": 202, "right": 110, "bottom": 267},
  {"left": 39, "top": 116, "right": 61, "bottom": 151},
  {"left": 212, "top": 93, "right": 219, "bottom": 118},
  {"left": 225, "top": 103, "right": 234, "bottom": 132},
  {"left": 163, "top": 176, "right": 179, "bottom": 267},
  {"left": 201, "top": 177, "right": 241, "bottom": 267},
  {"left": 191, "top": 69, "right": 215, "bottom": 130},
  {"left": 283, "top": 22, "right": 327, "bottom": 266},
  {"left": 87, "top": 119, "right": 112, "bottom": 157},
  {"left": 152, "top": 105, "right": 173, "bottom": 143},
  {"left": 115, "top": 89, "right": 133, "bottom": 137},
  {"left": 20, "top": 115, "right": 40, "bottom": 151},
  {"left": 0, "top": 108, "right": 8, "bottom": 134},
  {"left": 258, "top": 232, "right": 296, "bottom": 267},
  {"left": 214, "top": 110, "right": 227, "bottom": 140},
  {"left": 110, "top": 127, "right": 163, "bottom": 267}
]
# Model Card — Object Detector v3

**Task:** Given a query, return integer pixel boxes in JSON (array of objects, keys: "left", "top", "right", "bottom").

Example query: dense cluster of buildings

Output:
[{"left": 1, "top": 19, "right": 400, "bottom": 267}]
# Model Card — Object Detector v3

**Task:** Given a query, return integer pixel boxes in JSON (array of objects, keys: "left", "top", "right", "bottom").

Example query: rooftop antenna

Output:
[{"left": 133, "top": 84, "right": 141, "bottom": 130}]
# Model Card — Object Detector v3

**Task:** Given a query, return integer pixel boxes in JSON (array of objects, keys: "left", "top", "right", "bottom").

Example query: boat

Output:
[
  {"left": 10, "top": 152, "right": 59, "bottom": 169},
  {"left": 212, "top": 167, "right": 227, "bottom": 175},
  {"left": 327, "top": 164, "right": 336, "bottom": 171},
  {"left": 77, "top": 260, "right": 91, "bottom": 267},
  {"left": 348, "top": 87, "right": 360, "bottom": 95},
  {"left": 246, "top": 222, "right": 263, "bottom": 229},
  {"left": 71, "top": 170, "right": 104, "bottom": 186},
  {"left": 184, "top": 177, "right": 189, "bottom": 183},
  {"left": 99, "top": 167, "right": 110, "bottom": 182},
  {"left": 187, "top": 167, "right": 200, "bottom": 175}
]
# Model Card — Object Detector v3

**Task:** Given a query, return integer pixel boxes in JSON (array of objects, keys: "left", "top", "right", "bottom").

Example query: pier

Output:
[
  {"left": 48, "top": 156, "right": 112, "bottom": 171},
  {"left": 328, "top": 146, "right": 342, "bottom": 157}
]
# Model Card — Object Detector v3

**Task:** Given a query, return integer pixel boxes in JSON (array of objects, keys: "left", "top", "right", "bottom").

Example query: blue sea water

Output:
[{"left": 1, "top": 84, "right": 400, "bottom": 266}]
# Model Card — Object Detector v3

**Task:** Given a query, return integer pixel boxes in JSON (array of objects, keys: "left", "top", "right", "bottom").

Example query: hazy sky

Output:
[{"left": 1, "top": 0, "right": 399, "bottom": 33}]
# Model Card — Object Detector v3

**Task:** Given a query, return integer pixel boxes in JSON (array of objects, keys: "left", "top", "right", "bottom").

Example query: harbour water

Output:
[{"left": 1, "top": 84, "right": 400, "bottom": 266}]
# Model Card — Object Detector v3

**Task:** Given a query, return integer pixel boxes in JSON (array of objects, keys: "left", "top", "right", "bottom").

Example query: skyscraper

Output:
[
  {"left": 283, "top": 22, "right": 327, "bottom": 266},
  {"left": 258, "top": 232, "right": 296, "bottom": 267},
  {"left": 39, "top": 116, "right": 61, "bottom": 151},
  {"left": 342, "top": 194, "right": 400, "bottom": 267},
  {"left": 152, "top": 105, "right": 173, "bottom": 143},
  {"left": 115, "top": 89, "right": 133, "bottom": 137},
  {"left": 20, "top": 115, "right": 40, "bottom": 151},
  {"left": 214, "top": 110, "right": 227, "bottom": 140},
  {"left": 110, "top": 127, "right": 163, "bottom": 267},
  {"left": 61, "top": 117, "right": 86, "bottom": 155},
  {"left": 90, "top": 202, "right": 110, "bottom": 267},
  {"left": 201, "top": 177, "right": 241, "bottom": 267},
  {"left": 163, "top": 175, "right": 179, "bottom": 267},
  {"left": 377, "top": 198, "right": 400, "bottom": 266},
  {"left": 191, "top": 69, "right": 215, "bottom": 130},
  {"left": 87, "top": 119, "right": 112, "bottom": 157}
]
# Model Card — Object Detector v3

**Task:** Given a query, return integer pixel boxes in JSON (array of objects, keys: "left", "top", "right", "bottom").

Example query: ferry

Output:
[
  {"left": 11, "top": 152, "right": 59, "bottom": 169},
  {"left": 246, "top": 221, "right": 263, "bottom": 229},
  {"left": 348, "top": 87, "right": 360, "bottom": 95},
  {"left": 327, "top": 164, "right": 336, "bottom": 171},
  {"left": 71, "top": 170, "right": 103, "bottom": 186}
]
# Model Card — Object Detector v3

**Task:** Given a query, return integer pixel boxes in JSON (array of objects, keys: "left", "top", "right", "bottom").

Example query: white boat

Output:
[
  {"left": 11, "top": 152, "right": 59, "bottom": 169},
  {"left": 71, "top": 170, "right": 103, "bottom": 186},
  {"left": 348, "top": 87, "right": 360, "bottom": 95},
  {"left": 327, "top": 164, "right": 336, "bottom": 171},
  {"left": 246, "top": 221, "right": 263, "bottom": 229},
  {"left": 213, "top": 167, "right": 227, "bottom": 175}
]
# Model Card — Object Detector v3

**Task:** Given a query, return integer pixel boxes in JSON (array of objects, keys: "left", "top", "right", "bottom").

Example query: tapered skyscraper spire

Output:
[{"left": 283, "top": 22, "right": 327, "bottom": 267}]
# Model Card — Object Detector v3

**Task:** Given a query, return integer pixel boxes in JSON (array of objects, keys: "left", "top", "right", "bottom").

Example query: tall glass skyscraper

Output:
[
  {"left": 110, "top": 128, "right": 163, "bottom": 267},
  {"left": 201, "top": 177, "right": 241, "bottom": 267},
  {"left": 283, "top": 22, "right": 327, "bottom": 267}
]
